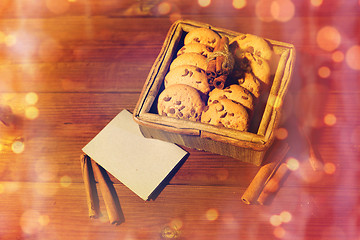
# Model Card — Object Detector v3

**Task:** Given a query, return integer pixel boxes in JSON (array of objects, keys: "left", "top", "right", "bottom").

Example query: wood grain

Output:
[{"left": 0, "top": 0, "right": 359, "bottom": 239}]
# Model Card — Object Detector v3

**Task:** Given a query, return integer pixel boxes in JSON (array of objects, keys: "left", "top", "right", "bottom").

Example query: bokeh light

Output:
[
  {"left": 345, "top": 45, "right": 360, "bottom": 70},
  {"left": 39, "top": 215, "right": 50, "bottom": 226},
  {"left": 280, "top": 211, "right": 292, "bottom": 223},
  {"left": 275, "top": 128, "right": 288, "bottom": 140},
  {"left": 206, "top": 208, "right": 219, "bottom": 221},
  {"left": 11, "top": 140, "right": 25, "bottom": 154},
  {"left": 273, "top": 226, "right": 286, "bottom": 238},
  {"left": 25, "top": 106, "right": 39, "bottom": 120},
  {"left": 311, "top": 0, "right": 323, "bottom": 7},
  {"left": 198, "top": 0, "right": 211, "bottom": 7},
  {"left": 316, "top": 26, "right": 341, "bottom": 52},
  {"left": 25, "top": 92, "right": 39, "bottom": 105},
  {"left": 233, "top": 0, "right": 246, "bottom": 9},
  {"left": 270, "top": 0, "right": 295, "bottom": 22},
  {"left": 286, "top": 157, "right": 299, "bottom": 171},
  {"left": 323, "top": 162, "right": 336, "bottom": 174},
  {"left": 256, "top": 0, "right": 274, "bottom": 22},
  {"left": 157, "top": 2, "right": 172, "bottom": 15},
  {"left": 60, "top": 175, "right": 72, "bottom": 187},
  {"left": 4, "top": 34, "right": 16, "bottom": 47},
  {"left": 332, "top": 50, "right": 344, "bottom": 62},
  {"left": 324, "top": 113, "right": 336, "bottom": 126},
  {"left": 20, "top": 210, "right": 43, "bottom": 235},
  {"left": 318, "top": 66, "right": 331, "bottom": 78},
  {"left": 270, "top": 214, "right": 282, "bottom": 226}
]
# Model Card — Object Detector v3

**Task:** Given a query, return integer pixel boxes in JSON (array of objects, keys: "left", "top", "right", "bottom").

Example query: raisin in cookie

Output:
[
  {"left": 157, "top": 84, "right": 205, "bottom": 122},
  {"left": 201, "top": 99, "right": 249, "bottom": 131},
  {"left": 237, "top": 72, "right": 262, "bottom": 98},
  {"left": 177, "top": 42, "right": 214, "bottom": 58},
  {"left": 170, "top": 53, "right": 208, "bottom": 71},
  {"left": 164, "top": 65, "right": 211, "bottom": 95},
  {"left": 208, "top": 84, "right": 254, "bottom": 112},
  {"left": 230, "top": 33, "right": 273, "bottom": 61},
  {"left": 184, "top": 27, "right": 220, "bottom": 49}
]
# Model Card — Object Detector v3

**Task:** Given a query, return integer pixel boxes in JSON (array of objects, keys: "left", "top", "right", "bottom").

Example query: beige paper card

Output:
[{"left": 82, "top": 110, "right": 188, "bottom": 201}]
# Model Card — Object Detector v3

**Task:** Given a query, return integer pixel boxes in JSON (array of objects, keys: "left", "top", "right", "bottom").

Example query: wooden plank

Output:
[{"left": 0, "top": 182, "right": 358, "bottom": 240}]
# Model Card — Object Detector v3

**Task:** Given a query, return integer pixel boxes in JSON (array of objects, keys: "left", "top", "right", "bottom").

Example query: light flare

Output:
[
  {"left": 60, "top": 175, "right": 72, "bottom": 187},
  {"left": 25, "top": 106, "right": 39, "bottom": 120},
  {"left": 316, "top": 26, "right": 341, "bottom": 52},
  {"left": 198, "top": 0, "right": 211, "bottom": 7},
  {"left": 332, "top": 50, "right": 344, "bottom": 62},
  {"left": 345, "top": 45, "right": 360, "bottom": 70},
  {"left": 311, "top": 0, "right": 323, "bottom": 6},
  {"left": 318, "top": 66, "right": 331, "bottom": 78},
  {"left": 206, "top": 208, "right": 219, "bottom": 221},
  {"left": 280, "top": 211, "right": 292, "bottom": 223},
  {"left": 233, "top": 0, "right": 246, "bottom": 9},
  {"left": 273, "top": 226, "right": 286, "bottom": 238},
  {"left": 286, "top": 157, "right": 299, "bottom": 171},
  {"left": 324, "top": 113, "right": 336, "bottom": 126},
  {"left": 270, "top": 0, "right": 295, "bottom": 22},
  {"left": 157, "top": 2, "right": 172, "bottom": 15},
  {"left": 275, "top": 128, "right": 288, "bottom": 140},
  {"left": 270, "top": 214, "right": 282, "bottom": 226},
  {"left": 25, "top": 92, "right": 39, "bottom": 105},
  {"left": 323, "top": 162, "right": 336, "bottom": 174},
  {"left": 11, "top": 139, "right": 25, "bottom": 154}
]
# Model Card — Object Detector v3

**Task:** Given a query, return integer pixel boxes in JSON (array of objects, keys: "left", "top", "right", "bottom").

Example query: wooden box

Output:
[{"left": 133, "top": 20, "right": 295, "bottom": 166}]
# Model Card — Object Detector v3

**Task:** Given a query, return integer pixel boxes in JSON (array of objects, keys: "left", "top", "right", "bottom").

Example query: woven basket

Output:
[{"left": 133, "top": 19, "right": 295, "bottom": 166}]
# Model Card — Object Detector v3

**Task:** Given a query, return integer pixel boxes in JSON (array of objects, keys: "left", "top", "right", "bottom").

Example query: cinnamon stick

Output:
[
  {"left": 257, "top": 162, "right": 290, "bottom": 205},
  {"left": 215, "top": 55, "right": 225, "bottom": 75},
  {"left": 91, "top": 159, "right": 123, "bottom": 225},
  {"left": 241, "top": 141, "right": 289, "bottom": 205},
  {"left": 213, "top": 75, "right": 227, "bottom": 89},
  {"left": 80, "top": 154, "right": 100, "bottom": 218},
  {"left": 206, "top": 59, "right": 216, "bottom": 79}
]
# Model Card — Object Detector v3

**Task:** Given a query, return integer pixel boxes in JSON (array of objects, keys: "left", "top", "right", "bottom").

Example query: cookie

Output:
[
  {"left": 237, "top": 72, "right": 262, "bottom": 98},
  {"left": 164, "top": 65, "right": 211, "bottom": 95},
  {"left": 233, "top": 52, "right": 271, "bottom": 86},
  {"left": 230, "top": 33, "right": 273, "bottom": 61},
  {"left": 170, "top": 53, "right": 208, "bottom": 71},
  {"left": 208, "top": 84, "right": 254, "bottom": 112},
  {"left": 184, "top": 27, "right": 221, "bottom": 49},
  {"left": 201, "top": 99, "right": 249, "bottom": 131},
  {"left": 177, "top": 42, "right": 214, "bottom": 58},
  {"left": 157, "top": 84, "right": 205, "bottom": 122}
]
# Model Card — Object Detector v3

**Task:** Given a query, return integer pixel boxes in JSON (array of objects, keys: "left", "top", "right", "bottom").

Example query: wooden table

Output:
[{"left": 0, "top": 1, "right": 359, "bottom": 239}]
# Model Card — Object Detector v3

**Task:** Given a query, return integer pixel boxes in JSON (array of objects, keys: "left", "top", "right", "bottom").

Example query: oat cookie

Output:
[
  {"left": 237, "top": 72, "right": 262, "bottom": 98},
  {"left": 177, "top": 42, "right": 214, "bottom": 58},
  {"left": 164, "top": 65, "right": 211, "bottom": 95},
  {"left": 184, "top": 27, "right": 221, "bottom": 49},
  {"left": 201, "top": 99, "right": 249, "bottom": 131},
  {"left": 208, "top": 84, "right": 254, "bottom": 112},
  {"left": 170, "top": 53, "right": 208, "bottom": 71},
  {"left": 230, "top": 33, "right": 273, "bottom": 61},
  {"left": 157, "top": 84, "right": 205, "bottom": 122}
]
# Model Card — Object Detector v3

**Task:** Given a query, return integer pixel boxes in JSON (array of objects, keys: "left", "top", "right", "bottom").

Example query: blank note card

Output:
[{"left": 82, "top": 110, "right": 188, "bottom": 200}]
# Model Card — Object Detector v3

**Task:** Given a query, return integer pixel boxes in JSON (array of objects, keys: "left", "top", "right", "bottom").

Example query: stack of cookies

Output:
[{"left": 157, "top": 27, "right": 274, "bottom": 132}]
